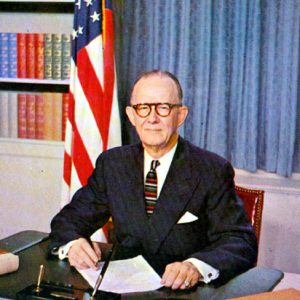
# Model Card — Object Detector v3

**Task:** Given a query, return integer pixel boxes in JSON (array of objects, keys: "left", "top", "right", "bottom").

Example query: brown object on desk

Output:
[{"left": 229, "top": 288, "right": 300, "bottom": 299}]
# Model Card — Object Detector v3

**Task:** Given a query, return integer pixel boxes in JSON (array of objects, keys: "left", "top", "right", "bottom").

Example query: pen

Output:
[
  {"left": 34, "top": 264, "right": 44, "bottom": 293},
  {"left": 90, "top": 244, "right": 115, "bottom": 300}
]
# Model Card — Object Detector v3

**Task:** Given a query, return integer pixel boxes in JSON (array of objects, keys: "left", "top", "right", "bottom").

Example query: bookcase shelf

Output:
[
  {"left": 0, "top": 1, "right": 74, "bottom": 13},
  {"left": 0, "top": 79, "right": 70, "bottom": 92},
  {"left": 0, "top": 137, "right": 64, "bottom": 159},
  {"left": 0, "top": 78, "right": 69, "bottom": 85},
  {"left": 0, "top": 0, "right": 74, "bottom": 3},
  {"left": 0, "top": 2, "right": 73, "bottom": 32}
]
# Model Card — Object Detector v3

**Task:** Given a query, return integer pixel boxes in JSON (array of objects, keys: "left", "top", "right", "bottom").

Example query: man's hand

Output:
[
  {"left": 68, "top": 238, "right": 101, "bottom": 270},
  {"left": 161, "top": 261, "right": 202, "bottom": 290}
]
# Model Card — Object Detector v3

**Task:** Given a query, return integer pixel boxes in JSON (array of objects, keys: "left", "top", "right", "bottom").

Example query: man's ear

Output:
[
  {"left": 177, "top": 106, "right": 189, "bottom": 128},
  {"left": 126, "top": 106, "right": 136, "bottom": 127}
]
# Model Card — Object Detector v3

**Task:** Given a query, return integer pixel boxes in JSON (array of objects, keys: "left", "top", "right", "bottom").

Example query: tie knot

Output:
[{"left": 150, "top": 160, "right": 160, "bottom": 171}]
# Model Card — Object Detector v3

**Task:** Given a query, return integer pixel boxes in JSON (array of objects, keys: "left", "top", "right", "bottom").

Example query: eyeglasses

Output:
[{"left": 131, "top": 102, "right": 182, "bottom": 118}]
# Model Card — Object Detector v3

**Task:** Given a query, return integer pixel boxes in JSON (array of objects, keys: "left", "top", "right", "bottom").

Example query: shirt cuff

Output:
[
  {"left": 185, "top": 258, "right": 219, "bottom": 283},
  {"left": 55, "top": 240, "right": 77, "bottom": 260}
]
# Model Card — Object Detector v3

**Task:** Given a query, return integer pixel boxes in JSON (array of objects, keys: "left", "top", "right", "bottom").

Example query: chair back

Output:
[{"left": 235, "top": 185, "right": 264, "bottom": 243}]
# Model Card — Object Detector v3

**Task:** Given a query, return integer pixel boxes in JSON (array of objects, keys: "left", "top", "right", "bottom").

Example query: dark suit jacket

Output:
[{"left": 50, "top": 137, "right": 257, "bottom": 281}]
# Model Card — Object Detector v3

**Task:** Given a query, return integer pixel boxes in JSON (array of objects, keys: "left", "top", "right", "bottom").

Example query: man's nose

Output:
[{"left": 148, "top": 105, "right": 160, "bottom": 121}]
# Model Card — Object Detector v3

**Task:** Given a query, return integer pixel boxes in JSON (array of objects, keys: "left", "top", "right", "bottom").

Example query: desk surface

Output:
[
  {"left": 0, "top": 231, "right": 285, "bottom": 300},
  {"left": 0, "top": 238, "right": 90, "bottom": 299},
  {"left": 0, "top": 235, "right": 199, "bottom": 300}
]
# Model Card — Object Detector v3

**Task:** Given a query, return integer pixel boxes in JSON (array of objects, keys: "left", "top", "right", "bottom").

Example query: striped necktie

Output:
[{"left": 144, "top": 160, "right": 160, "bottom": 216}]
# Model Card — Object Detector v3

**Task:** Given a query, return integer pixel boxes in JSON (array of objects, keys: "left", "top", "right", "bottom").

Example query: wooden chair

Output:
[{"left": 235, "top": 185, "right": 264, "bottom": 243}]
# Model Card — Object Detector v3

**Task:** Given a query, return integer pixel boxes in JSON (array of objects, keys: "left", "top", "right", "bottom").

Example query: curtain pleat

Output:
[{"left": 187, "top": 1, "right": 212, "bottom": 148}]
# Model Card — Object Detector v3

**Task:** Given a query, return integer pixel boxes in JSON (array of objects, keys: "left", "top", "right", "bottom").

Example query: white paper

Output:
[{"left": 77, "top": 255, "right": 163, "bottom": 294}]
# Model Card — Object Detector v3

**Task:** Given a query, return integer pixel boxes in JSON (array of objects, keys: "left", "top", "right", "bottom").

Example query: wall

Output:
[
  {"left": 1, "top": 142, "right": 300, "bottom": 274},
  {"left": 235, "top": 169, "right": 300, "bottom": 274},
  {"left": 0, "top": 140, "right": 63, "bottom": 238}
]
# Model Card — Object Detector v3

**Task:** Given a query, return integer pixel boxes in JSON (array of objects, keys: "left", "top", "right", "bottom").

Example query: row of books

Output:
[
  {"left": 0, "top": 32, "right": 71, "bottom": 80},
  {"left": 0, "top": 91, "right": 69, "bottom": 141}
]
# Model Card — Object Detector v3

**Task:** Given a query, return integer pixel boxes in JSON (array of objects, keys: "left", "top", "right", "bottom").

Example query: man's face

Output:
[{"left": 126, "top": 76, "right": 188, "bottom": 155}]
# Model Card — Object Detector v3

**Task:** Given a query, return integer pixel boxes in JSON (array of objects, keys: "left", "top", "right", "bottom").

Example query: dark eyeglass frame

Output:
[{"left": 131, "top": 102, "right": 182, "bottom": 118}]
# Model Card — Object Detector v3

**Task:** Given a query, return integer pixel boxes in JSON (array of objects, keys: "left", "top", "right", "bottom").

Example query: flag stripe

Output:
[
  {"left": 66, "top": 88, "right": 94, "bottom": 186},
  {"left": 63, "top": 152, "right": 72, "bottom": 186},
  {"left": 77, "top": 47, "right": 111, "bottom": 149},
  {"left": 72, "top": 128, "right": 94, "bottom": 186},
  {"left": 86, "top": 37, "right": 104, "bottom": 86},
  {"left": 72, "top": 69, "right": 103, "bottom": 165},
  {"left": 104, "top": 8, "right": 115, "bottom": 104}
]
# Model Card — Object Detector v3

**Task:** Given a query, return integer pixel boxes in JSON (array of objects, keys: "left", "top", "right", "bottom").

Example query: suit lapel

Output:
[
  {"left": 123, "top": 144, "right": 150, "bottom": 236},
  {"left": 146, "top": 139, "right": 196, "bottom": 253}
]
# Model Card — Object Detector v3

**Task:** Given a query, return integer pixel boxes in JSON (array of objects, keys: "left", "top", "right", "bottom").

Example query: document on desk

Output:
[{"left": 77, "top": 255, "right": 163, "bottom": 294}]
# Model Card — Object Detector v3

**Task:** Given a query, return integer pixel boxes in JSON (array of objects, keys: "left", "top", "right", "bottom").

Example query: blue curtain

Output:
[{"left": 113, "top": 0, "right": 300, "bottom": 177}]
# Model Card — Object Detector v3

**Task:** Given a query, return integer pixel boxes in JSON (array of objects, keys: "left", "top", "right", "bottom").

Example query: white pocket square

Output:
[{"left": 177, "top": 211, "right": 198, "bottom": 224}]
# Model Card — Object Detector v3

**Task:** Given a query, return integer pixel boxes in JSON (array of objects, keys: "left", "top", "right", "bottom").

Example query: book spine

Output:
[
  {"left": 0, "top": 33, "right": 9, "bottom": 78},
  {"left": 52, "top": 34, "right": 62, "bottom": 80},
  {"left": 0, "top": 91, "right": 9, "bottom": 137},
  {"left": 35, "top": 94, "right": 44, "bottom": 140},
  {"left": 52, "top": 93, "right": 62, "bottom": 141},
  {"left": 8, "top": 33, "right": 17, "bottom": 78},
  {"left": 43, "top": 93, "right": 53, "bottom": 140},
  {"left": 26, "top": 33, "right": 35, "bottom": 78},
  {"left": 8, "top": 92, "right": 18, "bottom": 138},
  {"left": 26, "top": 94, "right": 36, "bottom": 139},
  {"left": 44, "top": 33, "right": 53, "bottom": 79},
  {"left": 17, "top": 93, "right": 27, "bottom": 138},
  {"left": 61, "top": 34, "right": 71, "bottom": 80},
  {"left": 35, "top": 33, "right": 44, "bottom": 79},
  {"left": 17, "top": 33, "right": 27, "bottom": 78},
  {"left": 62, "top": 93, "right": 69, "bottom": 141}
]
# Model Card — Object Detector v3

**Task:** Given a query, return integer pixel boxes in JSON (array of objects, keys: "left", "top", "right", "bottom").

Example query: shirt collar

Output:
[{"left": 144, "top": 143, "right": 178, "bottom": 170}]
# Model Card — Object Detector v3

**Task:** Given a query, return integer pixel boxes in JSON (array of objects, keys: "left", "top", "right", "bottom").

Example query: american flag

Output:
[{"left": 61, "top": 0, "right": 121, "bottom": 239}]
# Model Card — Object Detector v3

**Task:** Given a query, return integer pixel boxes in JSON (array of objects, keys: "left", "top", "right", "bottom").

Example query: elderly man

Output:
[{"left": 50, "top": 70, "right": 257, "bottom": 290}]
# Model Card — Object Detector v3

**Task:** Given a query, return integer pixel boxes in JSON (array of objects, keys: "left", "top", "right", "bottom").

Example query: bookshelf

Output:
[
  {"left": 0, "top": 0, "right": 73, "bottom": 146},
  {"left": 0, "top": 0, "right": 73, "bottom": 239}
]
